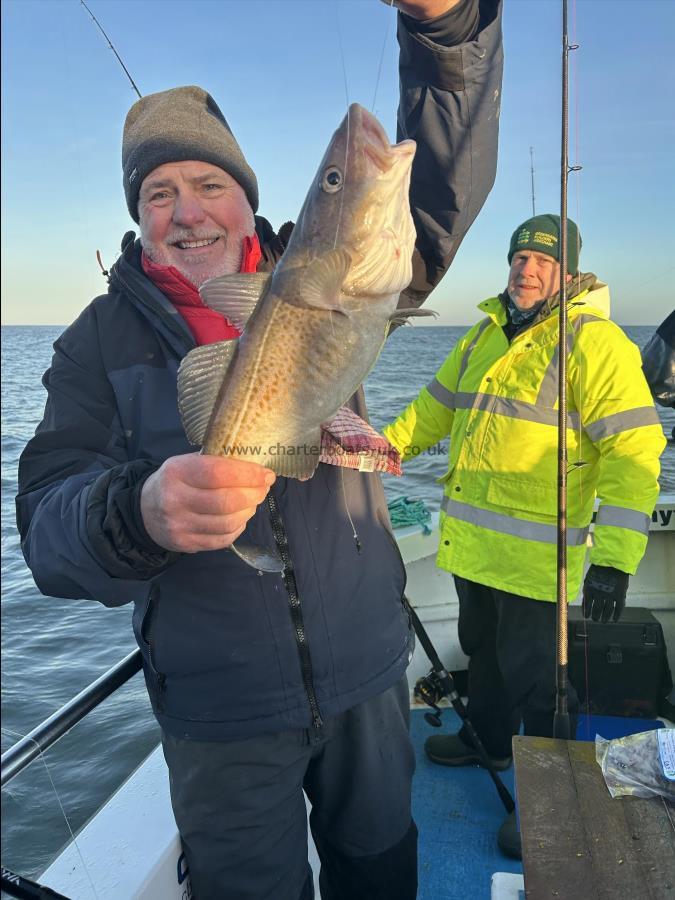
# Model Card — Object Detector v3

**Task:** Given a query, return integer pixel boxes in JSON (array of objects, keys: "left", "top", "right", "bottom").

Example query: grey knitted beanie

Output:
[{"left": 122, "top": 86, "right": 259, "bottom": 222}]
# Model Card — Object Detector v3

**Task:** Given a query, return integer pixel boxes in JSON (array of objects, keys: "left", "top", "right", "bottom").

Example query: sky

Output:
[{"left": 1, "top": 0, "right": 674, "bottom": 326}]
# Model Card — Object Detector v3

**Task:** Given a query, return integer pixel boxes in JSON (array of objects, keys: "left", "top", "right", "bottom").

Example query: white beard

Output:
[{"left": 141, "top": 231, "right": 249, "bottom": 288}]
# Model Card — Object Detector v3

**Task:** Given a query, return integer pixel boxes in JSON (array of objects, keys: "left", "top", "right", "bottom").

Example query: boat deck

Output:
[
  {"left": 410, "top": 709, "right": 523, "bottom": 899},
  {"left": 514, "top": 735, "right": 675, "bottom": 899}
]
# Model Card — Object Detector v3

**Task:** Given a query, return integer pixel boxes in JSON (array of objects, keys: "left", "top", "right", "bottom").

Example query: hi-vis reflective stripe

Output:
[
  {"left": 424, "top": 384, "right": 581, "bottom": 430},
  {"left": 570, "top": 313, "right": 605, "bottom": 332},
  {"left": 584, "top": 407, "right": 661, "bottom": 441},
  {"left": 456, "top": 317, "right": 491, "bottom": 386},
  {"left": 426, "top": 378, "right": 455, "bottom": 407},
  {"left": 595, "top": 504, "right": 651, "bottom": 535},
  {"left": 536, "top": 334, "right": 574, "bottom": 407},
  {"left": 535, "top": 312, "right": 604, "bottom": 408},
  {"left": 535, "top": 313, "right": 604, "bottom": 406},
  {"left": 441, "top": 496, "right": 590, "bottom": 545}
]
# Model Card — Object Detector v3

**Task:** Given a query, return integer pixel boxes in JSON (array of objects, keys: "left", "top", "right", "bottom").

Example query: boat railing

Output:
[{"left": 1, "top": 648, "right": 142, "bottom": 787}]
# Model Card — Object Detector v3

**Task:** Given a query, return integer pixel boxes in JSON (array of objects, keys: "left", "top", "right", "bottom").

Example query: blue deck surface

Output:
[
  {"left": 411, "top": 708, "right": 664, "bottom": 900},
  {"left": 412, "top": 709, "right": 522, "bottom": 900}
]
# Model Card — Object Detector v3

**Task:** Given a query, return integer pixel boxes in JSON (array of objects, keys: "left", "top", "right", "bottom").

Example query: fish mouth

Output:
[
  {"left": 337, "top": 105, "right": 416, "bottom": 296},
  {"left": 349, "top": 104, "right": 416, "bottom": 174}
]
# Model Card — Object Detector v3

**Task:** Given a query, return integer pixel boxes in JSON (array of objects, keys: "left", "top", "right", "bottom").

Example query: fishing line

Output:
[
  {"left": 37, "top": 745, "right": 100, "bottom": 899},
  {"left": 58, "top": 11, "right": 95, "bottom": 270},
  {"left": 371, "top": 0, "right": 397, "bottom": 114},
  {"left": 333, "top": 105, "right": 360, "bottom": 552},
  {"left": 1, "top": 727, "right": 25, "bottom": 802},
  {"left": 553, "top": 0, "right": 575, "bottom": 740},
  {"left": 333, "top": 2, "right": 399, "bottom": 553},
  {"left": 570, "top": 0, "right": 591, "bottom": 732},
  {"left": 332, "top": 1, "right": 351, "bottom": 257},
  {"left": 340, "top": 468, "right": 362, "bottom": 553},
  {"left": 34, "top": 741, "right": 98, "bottom": 898},
  {"left": 1, "top": 727, "right": 100, "bottom": 898},
  {"left": 334, "top": 0, "right": 351, "bottom": 110},
  {"left": 330, "top": 2, "right": 392, "bottom": 553}
]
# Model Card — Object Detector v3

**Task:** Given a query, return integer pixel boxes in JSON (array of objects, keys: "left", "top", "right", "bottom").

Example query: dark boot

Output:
[
  {"left": 497, "top": 810, "right": 522, "bottom": 860},
  {"left": 424, "top": 733, "right": 512, "bottom": 771}
]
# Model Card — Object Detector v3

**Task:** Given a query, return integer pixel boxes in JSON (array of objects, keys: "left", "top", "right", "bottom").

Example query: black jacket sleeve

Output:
[
  {"left": 396, "top": 0, "right": 503, "bottom": 309},
  {"left": 641, "top": 310, "right": 675, "bottom": 408},
  {"left": 16, "top": 302, "right": 178, "bottom": 606}
]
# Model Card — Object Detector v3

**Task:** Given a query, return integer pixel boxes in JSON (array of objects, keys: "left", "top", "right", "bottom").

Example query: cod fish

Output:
[{"left": 177, "top": 103, "right": 430, "bottom": 569}]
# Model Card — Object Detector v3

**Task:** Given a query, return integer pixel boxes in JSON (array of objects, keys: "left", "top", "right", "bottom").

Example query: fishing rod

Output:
[
  {"left": 1, "top": 867, "right": 71, "bottom": 900},
  {"left": 553, "top": 0, "right": 580, "bottom": 741},
  {"left": 80, "top": 0, "right": 142, "bottom": 99},
  {"left": 529, "top": 146, "right": 536, "bottom": 217},
  {"left": 80, "top": 0, "right": 142, "bottom": 275},
  {"left": 407, "top": 600, "right": 515, "bottom": 814}
]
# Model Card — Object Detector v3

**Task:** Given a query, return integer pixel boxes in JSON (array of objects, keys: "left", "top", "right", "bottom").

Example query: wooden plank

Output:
[
  {"left": 566, "top": 740, "right": 675, "bottom": 899},
  {"left": 514, "top": 736, "right": 598, "bottom": 898},
  {"left": 513, "top": 735, "right": 675, "bottom": 899},
  {"left": 622, "top": 795, "right": 675, "bottom": 897}
]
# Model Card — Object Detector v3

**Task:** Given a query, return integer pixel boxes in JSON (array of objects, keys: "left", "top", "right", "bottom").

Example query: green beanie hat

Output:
[
  {"left": 507, "top": 214, "right": 582, "bottom": 275},
  {"left": 122, "top": 86, "right": 259, "bottom": 223}
]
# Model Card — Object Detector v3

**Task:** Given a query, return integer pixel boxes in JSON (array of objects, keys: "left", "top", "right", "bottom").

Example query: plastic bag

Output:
[{"left": 595, "top": 728, "right": 675, "bottom": 800}]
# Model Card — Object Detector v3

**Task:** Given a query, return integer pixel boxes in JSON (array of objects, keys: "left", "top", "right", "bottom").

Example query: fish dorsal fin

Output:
[
  {"left": 177, "top": 340, "right": 237, "bottom": 445},
  {"left": 199, "top": 273, "right": 271, "bottom": 331},
  {"left": 278, "top": 249, "right": 352, "bottom": 313}
]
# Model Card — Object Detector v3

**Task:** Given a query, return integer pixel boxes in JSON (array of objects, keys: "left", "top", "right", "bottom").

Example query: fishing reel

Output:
[{"left": 414, "top": 669, "right": 447, "bottom": 728}]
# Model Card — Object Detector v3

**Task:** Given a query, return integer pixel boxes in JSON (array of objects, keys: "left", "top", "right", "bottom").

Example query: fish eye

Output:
[{"left": 320, "top": 166, "right": 343, "bottom": 194}]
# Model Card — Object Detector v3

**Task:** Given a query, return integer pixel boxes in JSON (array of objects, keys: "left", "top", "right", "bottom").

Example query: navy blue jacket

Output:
[
  {"left": 642, "top": 310, "right": 675, "bottom": 409},
  {"left": 16, "top": 3, "right": 503, "bottom": 741}
]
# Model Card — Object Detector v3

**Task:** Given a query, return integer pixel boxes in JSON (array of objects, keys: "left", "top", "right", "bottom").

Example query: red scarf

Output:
[{"left": 141, "top": 233, "right": 263, "bottom": 345}]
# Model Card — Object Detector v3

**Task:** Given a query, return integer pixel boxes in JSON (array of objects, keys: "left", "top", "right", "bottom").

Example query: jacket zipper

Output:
[
  {"left": 267, "top": 492, "right": 323, "bottom": 731},
  {"left": 142, "top": 586, "right": 167, "bottom": 706}
]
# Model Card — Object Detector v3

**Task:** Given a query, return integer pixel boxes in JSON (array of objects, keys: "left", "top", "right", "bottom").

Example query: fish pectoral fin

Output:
[
  {"left": 199, "top": 273, "right": 271, "bottom": 331},
  {"left": 265, "top": 431, "right": 322, "bottom": 480},
  {"left": 177, "top": 340, "right": 238, "bottom": 445},
  {"left": 388, "top": 307, "right": 439, "bottom": 326},
  {"left": 281, "top": 249, "right": 352, "bottom": 313}
]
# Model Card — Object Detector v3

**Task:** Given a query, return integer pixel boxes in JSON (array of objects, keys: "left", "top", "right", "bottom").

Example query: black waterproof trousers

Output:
[
  {"left": 455, "top": 576, "right": 580, "bottom": 758},
  {"left": 162, "top": 677, "right": 417, "bottom": 900}
]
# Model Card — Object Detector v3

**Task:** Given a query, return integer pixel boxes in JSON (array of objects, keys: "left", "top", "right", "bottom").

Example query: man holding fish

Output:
[{"left": 17, "top": 1, "right": 503, "bottom": 897}]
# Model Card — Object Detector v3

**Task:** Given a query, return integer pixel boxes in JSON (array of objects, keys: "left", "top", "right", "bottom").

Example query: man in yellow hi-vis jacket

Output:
[{"left": 384, "top": 214, "right": 666, "bottom": 859}]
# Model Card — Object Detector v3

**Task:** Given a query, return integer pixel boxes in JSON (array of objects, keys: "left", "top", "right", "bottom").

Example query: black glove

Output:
[{"left": 582, "top": 565, "right": 629, "bottom": 623}]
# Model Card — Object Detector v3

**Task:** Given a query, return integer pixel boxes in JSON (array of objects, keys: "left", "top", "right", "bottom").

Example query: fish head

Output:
[{"left": 289, "top": 103, "right": 417, "bottom": 299}]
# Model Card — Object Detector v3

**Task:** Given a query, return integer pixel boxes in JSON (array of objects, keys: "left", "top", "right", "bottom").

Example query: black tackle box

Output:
[{"left": 568, "top": 606, "right": 673, "bottom": 718}]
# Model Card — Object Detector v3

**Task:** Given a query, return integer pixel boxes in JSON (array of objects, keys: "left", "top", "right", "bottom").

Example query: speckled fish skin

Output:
[{"left": 202, "top": 103, "right": 417, "bottom": 477}]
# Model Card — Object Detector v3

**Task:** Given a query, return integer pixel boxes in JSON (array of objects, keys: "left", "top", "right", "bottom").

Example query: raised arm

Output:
[{"left": 393, "top": 0, "right": 504, "bottom": 309}]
